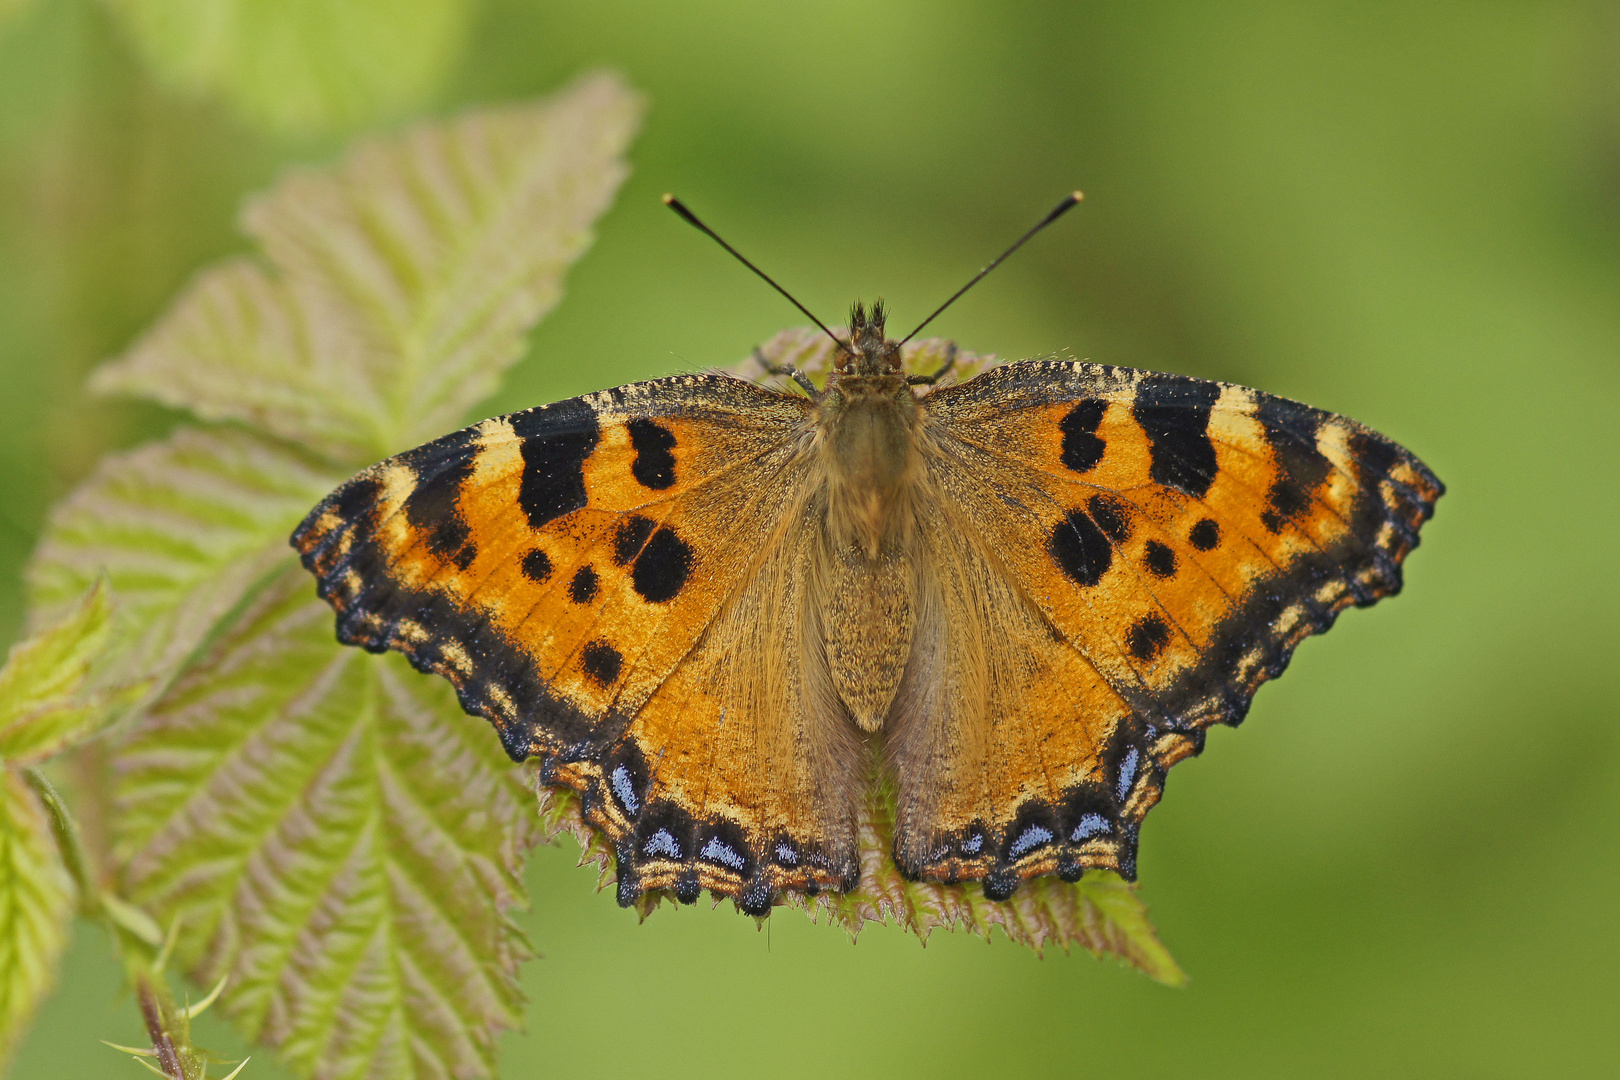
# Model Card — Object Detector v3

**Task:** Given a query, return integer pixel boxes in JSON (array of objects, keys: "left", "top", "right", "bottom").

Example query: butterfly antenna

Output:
[
  {"left": 663, "top": 194, "right": 848, "bottom": 352},
  {"left": 898, "top": 191, "right": 1084, "bottom": 347}
]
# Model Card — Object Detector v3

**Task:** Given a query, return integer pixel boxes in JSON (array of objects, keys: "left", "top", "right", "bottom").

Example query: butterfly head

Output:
[{"left": 838, "top": 300, "right": 902, "bottom": 378}]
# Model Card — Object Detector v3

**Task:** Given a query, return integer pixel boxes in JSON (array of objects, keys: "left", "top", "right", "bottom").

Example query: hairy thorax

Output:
[{"left": 816, "top": 373, "right": 925, "bottom": 556}]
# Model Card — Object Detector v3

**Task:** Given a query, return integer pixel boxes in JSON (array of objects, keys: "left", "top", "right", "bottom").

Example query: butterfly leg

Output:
[
  {"left": 906, "top": 342, "right": 958, "bottom": 386},
  {"left": 752, "top": 345, "right": 818, "bottom": 396}
]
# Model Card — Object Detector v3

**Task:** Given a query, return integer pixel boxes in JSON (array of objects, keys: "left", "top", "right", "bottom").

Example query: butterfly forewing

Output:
[
  {"left": 294, "top": 374, "right": 862, "bottom": 911},
  {"left": 902, "top": 360, "right": 1442, "bottom": 893}
]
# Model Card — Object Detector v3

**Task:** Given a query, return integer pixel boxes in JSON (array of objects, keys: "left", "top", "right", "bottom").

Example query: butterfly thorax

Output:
[{"left": 816, "top": 301, "right": 925, "bottom": 558}]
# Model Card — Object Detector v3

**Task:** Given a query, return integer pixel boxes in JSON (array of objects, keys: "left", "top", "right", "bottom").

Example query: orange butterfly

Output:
[{"left": 292, "top": 195, "right": 1442, "bottom": 916}]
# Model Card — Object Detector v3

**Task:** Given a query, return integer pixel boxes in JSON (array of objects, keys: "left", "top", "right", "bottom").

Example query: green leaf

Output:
[
  {"left": 0, "top": 769, "right": 75, "bottom": 1065},
  {"left": 0, "top": 579, "right": 117, "bottom": 762},
  {"left": 114, "top": 567, "right": 542, "bottom": 1079},
  {"left": 540, "top": 778, "right": 1186, "bottom": 986},
  {"left": 26, "top": 75, "right": 640, "bottom": 1078},
  {"left": 813, "top": 782, "right": 1186, "bottom": 985},
  {"left": 27, "top": 427, "right": 342, "bottom": 702},
  {"left": 92, "top": 72, "right": 643, "bottom": 464},
  {"left": 100, "top": 0, "right": 474, "bottom": 136}
]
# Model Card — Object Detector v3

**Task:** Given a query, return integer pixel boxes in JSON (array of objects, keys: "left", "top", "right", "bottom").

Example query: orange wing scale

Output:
[
  {"left": 295, "top": 357, "right": 1442, "bottom": 912},
  {"left": 295, "top": 376, "right": 867, "bottom": 912},
  {"left": 890, "top": 362, "right": 1441, "bottom": 896}
]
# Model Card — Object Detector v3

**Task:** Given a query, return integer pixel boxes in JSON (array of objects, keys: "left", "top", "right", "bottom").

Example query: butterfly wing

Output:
[
  {"left": 592, "top": 494, "right": 864, "bottom": 911},
  {"left": 892, "top": 360, "right": 1442, "bottom": 896},
  {"left": 293, "top": 374, "right": 857, "bottom": 911}
]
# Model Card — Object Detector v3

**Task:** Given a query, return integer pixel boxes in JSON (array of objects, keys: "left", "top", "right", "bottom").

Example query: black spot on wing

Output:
[
  {"left": 1143, "top": 540, "right": 1177, "bottom": 578},
  {"left": 1347, "top": 430, "right": 1404, "bottom": 538},
  {"left": 312, "top": 562, "right": 611, "bottom": 761},
  {"left": 452, "top": 543, "right": 477, "bottom": 570},
  {"left": 327, "top": 475, "right": 385, "bottom": 528},
  {"left": 1190, "top": 518, "right": 1220, "bottom": 550},
  {"left": 673, "top": 871, "right": 702, "bottom": 905},
  {"left": 631, "top": 527, "right": 694, "bottom": 603},
  {"left": 1058, "top": 399, "right": 1107, "bottom": 473},
  {"left": 401, "top": 432, "right": 476, "bottom": 558},
  {"left": 1349, "top": 429, "right": 1401, "bottom": 480},
  {"left": 1058, "top": 781, "right": 1119, "bottom": 846},
  {"left": 521, "top": 548, "right": 552, "bottom": 583},
  {"left": 512, "top": 398, "right": 600, "bottom": 529},
  {"left": 982, "top": 869, "right": 1020, "bottom": 901},
  {"left": 582, "top": 640, "right": 622, "bottom": 686},
  {"left": 612, "top": 515, "right": 656, "bottom": 566},
  {"left": 569, "top": 564, "right": 599, "bottom": 603},
  {"left": 628, "top": 418, "right": 678, "bottom": 490},
  {"left": 1086, "top": 493, "right": 1131, "bottom": 543},
  {"left": 1127, "top": 613, "right": 1171, "bottom": 661},
  {"left": 1132, "top": 374, "right": 1220, "bottom": 499},
  {"left": 1049, "top": 508, "right": 1112, "bottom": 586},
  {"left": 1257, "top": 395, "right": 1333, "bottom": 534}
]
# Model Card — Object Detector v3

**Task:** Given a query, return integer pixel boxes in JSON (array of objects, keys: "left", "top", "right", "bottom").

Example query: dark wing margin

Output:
[
  {"left": 292, "top": 375, "right": 840, "bottom": 915},
  {"left": 909, "top": 360, "right": 1443, "bottom": 894},
  {"left": 293, "top": 395, "right": 618, "bottom": 763}
]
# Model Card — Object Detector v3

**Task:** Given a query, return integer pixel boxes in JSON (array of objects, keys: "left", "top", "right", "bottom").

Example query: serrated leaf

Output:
[
  {"left": 100, "top": 0, "right": 473, "bottom": 136},
  {"left": 539, "top": 777, "right": 1184, "bottom": 985},
  {"left": 0, "top": 579, "right": 116, "bottom": 762},
  {"left": 810, "top": 783, "right": 1185, "bottom": 983},
  {"left": 92, "top": 73, "right": 643, "bottom": 464},
  {"left": 115, "top": 567, "right": 541, "bottom": 1080},
  {"left": 27, "top": 427, "right": 342, "bottom": 701},
  {"left": 0, "top": 769, "right": 76, "bottom": 1065}
]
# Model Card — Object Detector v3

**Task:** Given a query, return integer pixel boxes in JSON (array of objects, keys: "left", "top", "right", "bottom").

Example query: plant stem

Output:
[
  {"left": 136, "top": 975, "right": 186, "bottom": 1079},
  {"left": 25, "top": 766, "right": 216, "bottom": 1077},
  {"left": 19, "top": 766, "right": 102, "bottom": 918}
]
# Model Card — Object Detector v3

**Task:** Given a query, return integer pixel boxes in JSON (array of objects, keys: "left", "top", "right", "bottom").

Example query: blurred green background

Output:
[{"left": 3, "top": 1, "right": 1617, "bottom": 1077}]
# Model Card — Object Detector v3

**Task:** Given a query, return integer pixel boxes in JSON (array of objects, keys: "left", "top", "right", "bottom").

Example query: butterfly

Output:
[{"left": 291, "top": 195, "right": 1442, "bottom": 917}]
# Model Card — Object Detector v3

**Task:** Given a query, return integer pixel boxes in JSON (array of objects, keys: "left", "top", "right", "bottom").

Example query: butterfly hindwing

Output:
[
  {"left": 293, "top": 374, "right": 859, "bottom": 910},
  {"left": 886, "top": 494, "right": 1146, "bottom": 894},
  {"left": 892, "top": 360, "right": 1442, "bottom": 891},
  {"left": 588, "top": 496, "right": 864, "bottom": 912}
]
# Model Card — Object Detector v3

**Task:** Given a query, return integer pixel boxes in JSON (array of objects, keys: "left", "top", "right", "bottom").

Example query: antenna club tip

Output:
[
  {"left": 661, "top": 192, "right": 676, "bottom": 205},
  {"left": 1071, "top": 190, "right": 1084, "bottom": 201}
]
